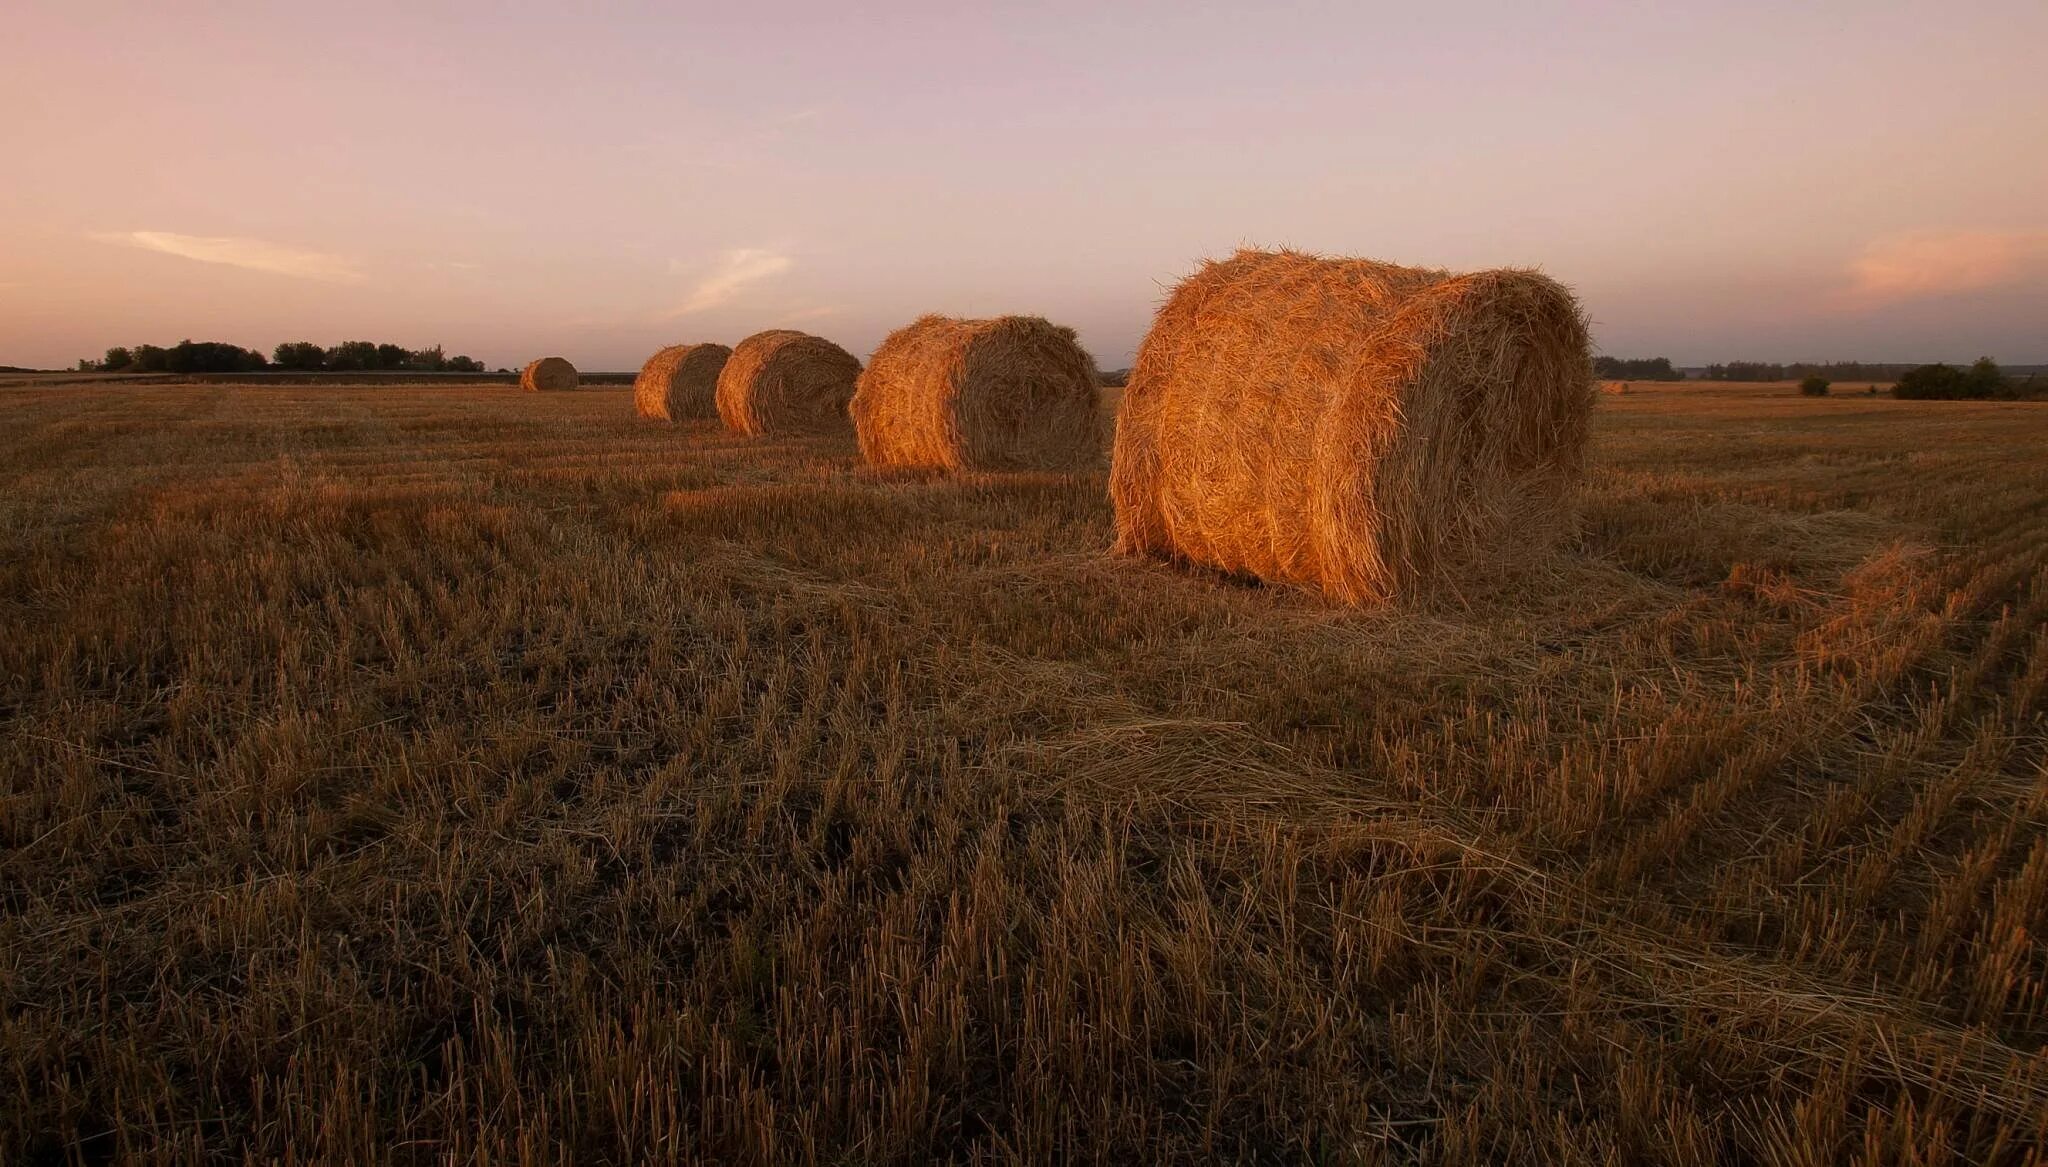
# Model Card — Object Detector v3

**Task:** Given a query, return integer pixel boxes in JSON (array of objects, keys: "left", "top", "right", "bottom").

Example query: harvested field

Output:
[{"left": 2, "top": 380, "right": 2045, "bottom": 1163}]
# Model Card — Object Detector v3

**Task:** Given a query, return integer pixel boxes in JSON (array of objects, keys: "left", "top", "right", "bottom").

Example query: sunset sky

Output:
[{"left": 4, "top": 1, "right": 2043, "bottom": 371}]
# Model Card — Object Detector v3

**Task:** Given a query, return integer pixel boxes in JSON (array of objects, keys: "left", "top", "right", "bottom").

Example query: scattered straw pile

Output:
[
  {"left": 521, "top": 357, "right": 579, "bottom": 393},
  {"left": 634, "top": 343, "right": 731, "bottom": 421},
  {"left": 1601, "top": 380, "right": 1631, "bottom": 395},
  {"left": 851, "top": 315, "right": 1103, "bottom": 471},
  {"left": 715, "top": 330, "right": 861, "bottom": 437},
  {"left": 1109, "top": 249, "right": 1593, "bottom": 605}
]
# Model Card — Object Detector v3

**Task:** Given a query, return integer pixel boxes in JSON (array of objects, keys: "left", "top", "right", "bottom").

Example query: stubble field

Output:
[{"left": 2, "top": 380, "right": 2045, "bottom": 1164}]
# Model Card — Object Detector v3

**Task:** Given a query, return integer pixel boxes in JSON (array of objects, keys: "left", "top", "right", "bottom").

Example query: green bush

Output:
[{"left": 1799, "top": 375, "right": 1829, "bottom": 397}]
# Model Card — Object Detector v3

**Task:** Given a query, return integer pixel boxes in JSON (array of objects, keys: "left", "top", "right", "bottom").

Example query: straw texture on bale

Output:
[
  {"left": 851, "top": 315, "right": 1103, "bottom": 471},
  {"left": 521, "top": 357, "right": 579, "bottom": 393},
  {"left": 634, "top": 343, "right": 731, "bottom": 421},
  {"left": 1110, "top": 249, "right": 1593, "bottom": 606},
  {"left": 715, "top": 330, "right": 861, "bottom": 437}
]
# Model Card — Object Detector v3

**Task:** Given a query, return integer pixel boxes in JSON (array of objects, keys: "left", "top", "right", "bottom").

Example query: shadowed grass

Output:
[{"left": 2, "top": 381, "right": 2045, "bottom": 1164}]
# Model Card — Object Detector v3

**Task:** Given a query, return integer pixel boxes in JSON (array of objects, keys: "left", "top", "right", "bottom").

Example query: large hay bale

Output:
[
  {"left": 1600, "top": 380, "right": 1631, "bottom": 395},
  {"left": 851, "top": 315, "right": 1102, "bottom": 471},
  {"left": 715, "top": 330, "right": 861, "bottom": 437},
  {"left": 521, "top": 356, "right": 579, "bottom": 393},
  {"left": 634, "top": 343, "right": 731, "bottom": 421},
  {"left": 1109, "top": 249, "right": 1593, "bottom": 605}
]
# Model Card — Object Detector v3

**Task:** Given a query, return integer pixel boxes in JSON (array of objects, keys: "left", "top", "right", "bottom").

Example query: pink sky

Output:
[{"left": 3, "top": 1, "right": 2043, "bottom": 370}]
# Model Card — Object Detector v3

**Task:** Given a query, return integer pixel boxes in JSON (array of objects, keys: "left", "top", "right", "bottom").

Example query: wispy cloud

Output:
[
  {"left": 1839, "top": 229, "right": 2048, "bottom": 308},
  {"left": 777, "top": 304, "right": 844, "bottom": 323},
  {"left": 90, "top": 230, "right": 367, "bottom": 283},
  {"left": 668, "top": 248, "right": 794, "bottom": 316}
]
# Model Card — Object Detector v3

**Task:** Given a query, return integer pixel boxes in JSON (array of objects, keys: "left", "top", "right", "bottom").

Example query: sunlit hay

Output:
[
  {"left": 1109, "top": 248, "right": 1593, "bottom": 606},
  {"left": 634, "top": 343, "right": 731, "bottom": 422},
  {"left": 715, "top": 330, "right": 861, "bottom": 437},
  {"left": 521, "top": 356, "right": 579, "bottom": 393},
  {"left": 1602, "top": 380, "right": 1631, "bottom": 395},
  {"left": 851, "top": 315, "right": 1103, "bottom": 472}
]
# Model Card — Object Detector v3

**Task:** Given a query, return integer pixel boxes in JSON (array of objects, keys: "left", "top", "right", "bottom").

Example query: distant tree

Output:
[
  {"left": 1784, "top": 361, "right": 1915, "bottom": 382},
  {"left": 1707, "top": 360, "right": 1787, "bottom": 382},
  {"left": 444, "top": 355, "right": 484, "bottom": 373},
  {"left": 101, "top": 346, "right": 134, "bottom": 372},
  {"left": 324, "top": 340, "right": 379, "bottom": 371},
  {"left": 1963, "top": 356, "right": 2006, "bottom": 399},
  {"left": 374, "top": 343, "right": 411, "bottom": 370},
  {"left": 130, "top": 345, "right": 170, "bottom": 373},
  {"left": 1893, "top": 364, "right": 1964, "bottom": 400},
  {"left": 163, "top": 339, "right": 266, "bottom": 374},
  {"left": 1594, "top": 356, "right": 1684, "bottom": 381},
  {"left": 273, "top": 341, "right": 327, "bottom": 370},
  {"left": 76, "top": 358, "right": 97, "bottom": 371},
  {"left": 408, "top": 345, "right": 447, "bottom": 372},
  {"left": 1893, "top": 358, "right": 2008, "bottom": 401},
  {"left": 1799, "top": 374, "right": 1830, "bottom": 397},
  {"left": 1100, "top": 368, "right": 1130, "bottom": 388}
]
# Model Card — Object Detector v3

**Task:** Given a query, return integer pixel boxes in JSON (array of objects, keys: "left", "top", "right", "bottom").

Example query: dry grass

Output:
[
  {"left": 634, "top": 344, "right": 731, "bottom": 423},
  {"left": 521, "top": 357, "right": 579, "bottom": 393},
  {"left": 1111, "top": 250, "right": 1593, "bottom": 605},
  {"left": 2, "top": 379, "right": 2046, "bottom": 1164},
  {"left": 852, "top": 315, "right": 1101, "bottom": 471}
]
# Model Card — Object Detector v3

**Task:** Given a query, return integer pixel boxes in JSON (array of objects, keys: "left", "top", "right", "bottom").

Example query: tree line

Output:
[
  {"left": 83, "top": 340, "right": 488, "bottom": 375},
  {"left": 1702, "top": 360, "right": 1927, "bottom": 382},
  {"left": 1592, "top": 356, "right": 1684, "bottom": 381},
  {"left": 1601, "top": 357, "right": 1957, "bottom": 382}
]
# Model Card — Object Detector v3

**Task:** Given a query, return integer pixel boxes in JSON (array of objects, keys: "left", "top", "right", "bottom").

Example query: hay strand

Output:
[
  {"left": 1109, "top": 248, "right": 1593, "bottom": 606},
  {"left": 521, "top": 357, "right": 579, "bottom": 393},
  {"left": 851, "top": 315, "right": 1103, "bottom": 471},
  {"left": 715, "top": 330, "right": 861, "bottom": 437},
  {"left": 634, "top": 343, "right": 731, "bottom": 421}
]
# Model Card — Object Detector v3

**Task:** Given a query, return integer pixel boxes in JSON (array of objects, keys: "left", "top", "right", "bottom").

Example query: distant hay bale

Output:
[
  {"left": 715, "top": 330, "right": 861, "bottom": 437},
  {"left": 1601, "top": 380, "right": 1631, "bottom": 395},
  {"left": 634, "top": 343, "right": 731, "bottom": 421},
  {"left": 1109, "top": 248, "right": 1593, "bottom": 606},
  {"left": 521, "top": 357, "right": 578, "bottom": 393},
  {"left": 851, "top": 315, "right": 1103, "bottom": 471}
]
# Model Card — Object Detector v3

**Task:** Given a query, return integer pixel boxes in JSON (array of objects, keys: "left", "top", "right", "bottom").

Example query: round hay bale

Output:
[
  {"left": 521, "top": 356, "right": 579, "bottom": 393},
  {"left": 851, "top": 315, "right": 1103, "bottom": 471},
  {"left": 1109, "top": 248, "right": 1593, "bottom": 606},
  {"left": 715, "top": 330, "right": 861, "bottom": 437},
  {"left": 634, "top": 343, "right": 731, "bottom": 421},
  {"left": 1600, "top": 380, "right": 1631, "bottom": 395}
]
